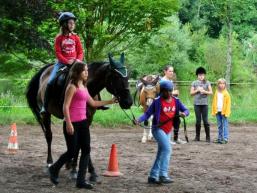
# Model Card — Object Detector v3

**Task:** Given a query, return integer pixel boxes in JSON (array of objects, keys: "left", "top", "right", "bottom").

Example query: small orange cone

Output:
[
  {"left": 103, "top": 144, "right": 123, "bottom": 177},
  {"left": 7, "top": 123, "right": 18, "bottom": 154}
]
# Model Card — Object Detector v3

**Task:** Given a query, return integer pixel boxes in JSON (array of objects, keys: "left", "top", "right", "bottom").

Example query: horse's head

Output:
[
  {"left": 105, "top": 53, "right": 133, "bottom": 109},
  {"left": 139, "top": 75, "right": 160, "bottom": 110}
]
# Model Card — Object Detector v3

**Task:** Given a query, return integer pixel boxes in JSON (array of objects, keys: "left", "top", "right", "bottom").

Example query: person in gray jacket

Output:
[{"left": 190, "top": 67, "right": 213, "bottom": 142}]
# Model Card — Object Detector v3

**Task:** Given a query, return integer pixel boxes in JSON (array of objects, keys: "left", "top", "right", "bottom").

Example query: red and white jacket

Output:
[{"left": 54, "top": 33, "right": 84, "bottom": 64}]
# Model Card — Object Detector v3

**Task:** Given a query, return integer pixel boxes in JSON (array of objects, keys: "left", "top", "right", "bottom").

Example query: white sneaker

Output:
[
  {"left": 175, "top": 138, "right": 187, "bottom": 144},
  {"left": 170, "top": 140, "right": 176, "bottom": 145}
]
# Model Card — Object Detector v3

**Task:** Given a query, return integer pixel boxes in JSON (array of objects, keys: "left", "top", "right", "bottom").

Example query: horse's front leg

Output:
[
  {"left": 42, "top": 114, "right": 53, "bottom": 166},
  {"left": 142, "top": 120, "right": 148, "bottom": 143}
]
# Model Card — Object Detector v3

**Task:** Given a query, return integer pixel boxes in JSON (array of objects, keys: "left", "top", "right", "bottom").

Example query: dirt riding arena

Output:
[{"left": 0, "top": 124, "right": 257, "bottom": 193}]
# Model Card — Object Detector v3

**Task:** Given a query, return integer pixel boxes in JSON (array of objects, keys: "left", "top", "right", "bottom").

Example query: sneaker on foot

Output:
[
  {"left": 48, "top": 166, "right": 59, "bottom": 185},
  {"left": 214, "top": 139, "right": 222, "bottom": 144},
  {"left": 170, "top": 140, "right": 176, "bottom": 145},
  {"left": 221, "top": 140, "right": 228, "bottom": 144},
  {"left": 76, "top": 181, "right": 94, "bottom": 189},
  {"left": 175, "top": 138, "right": 187, "bottom": 144},
  {"left": 159, "top": 176, "right": 174, "bottom": 184},
  {"left": 148, "top": 177, "right": 161, "bottom": 184}
]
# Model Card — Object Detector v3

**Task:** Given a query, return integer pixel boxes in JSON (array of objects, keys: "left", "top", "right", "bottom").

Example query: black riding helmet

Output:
[
  {"left": 58, "top": 12, "right": 76, "bottom": 26},
  {"left": 195, "top": 67, "right": 206, "bottom": 75}
]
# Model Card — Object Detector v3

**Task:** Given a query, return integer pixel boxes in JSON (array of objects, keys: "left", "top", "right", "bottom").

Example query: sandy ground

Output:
[{"left": 0, "top": 123, "right": 257, "bottom": 193}]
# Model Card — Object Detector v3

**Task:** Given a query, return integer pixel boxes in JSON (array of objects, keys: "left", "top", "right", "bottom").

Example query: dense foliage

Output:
[{"left": 0, "top": 0, "right": 256, "bottom": 83}]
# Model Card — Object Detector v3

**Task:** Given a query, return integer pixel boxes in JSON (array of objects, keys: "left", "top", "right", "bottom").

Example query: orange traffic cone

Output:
[
  {"left": 103, "top": 144, "right": 123, "bottom": 177},
  {"left": 7, "top": 123, "right": 18, "bottom": 154}
]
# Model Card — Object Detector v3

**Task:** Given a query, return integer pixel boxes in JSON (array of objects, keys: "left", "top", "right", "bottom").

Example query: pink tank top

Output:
[{"left": 69, "top": 88, "right": 90, "bottom": 122}]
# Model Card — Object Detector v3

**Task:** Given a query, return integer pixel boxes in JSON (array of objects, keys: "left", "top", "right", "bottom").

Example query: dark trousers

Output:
[
  {"left": 194, "top": 105, "right": 210, "bottom": 140},
  {"left": 52, "top": 119, "right": 91, "bottom": 184}
]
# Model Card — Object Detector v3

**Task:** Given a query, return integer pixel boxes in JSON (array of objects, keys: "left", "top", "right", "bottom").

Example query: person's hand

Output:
[
  {"left": 200, "top": 89, "right": 207, "bottom": 94},
  {"left": 66, "top": 123, "right": 74, "bottom": 135},
  {"left": 111, "top": 97, "right": 118, "bottom": 104},
  {"left": 198, "top": 86, "right": 204, "bottom": 92},
  {"left": 172, "top": 90, "right": 179, "bottom": 96},
  {"left": 132, "top": 119, "right": 139, "bottom": 125},
  {"left": 179, "top": 112, "right": 186, "bottom": 118}
]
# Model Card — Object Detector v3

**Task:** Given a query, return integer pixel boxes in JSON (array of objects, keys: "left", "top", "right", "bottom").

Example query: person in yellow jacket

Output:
[{"left": 211, "top": 78, "right": 231, "bottom": 144}]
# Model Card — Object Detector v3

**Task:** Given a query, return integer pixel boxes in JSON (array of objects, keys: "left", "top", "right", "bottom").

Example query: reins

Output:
[
  {"left": 109, "top": 71, "right": 188, "bottom": 143},
  {"left": 137, "top": 115, "right": 189, "bottom": 143}
]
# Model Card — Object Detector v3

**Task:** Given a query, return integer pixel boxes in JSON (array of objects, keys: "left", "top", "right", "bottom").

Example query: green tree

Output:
[
  {"left": 50, "top": 0, "right": 179, "bottom": 61},
  {"left": 0, "top": 0, "right": 179, "bottom": 63},
  {"left": 127, "top": 16, "right": 193, "bottom": 79},
  {"left": 179, "top": 0, "right": 257, "bottom": 87},
  {"left": 0, "top": 0, "right": 55, "bottom": 63}
]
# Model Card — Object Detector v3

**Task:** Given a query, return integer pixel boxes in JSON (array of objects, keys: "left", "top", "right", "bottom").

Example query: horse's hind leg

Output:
[
  {"left": 42, "top": 114, "right": 53, "bottom": 166},
  {"left": 147, "top": 116, "right": 153, "bottom": 141}
]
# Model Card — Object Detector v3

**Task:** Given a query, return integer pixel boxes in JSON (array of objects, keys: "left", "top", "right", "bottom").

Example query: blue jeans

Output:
[
  {"left": 48, "top": 62, "right": 65, "bottom": 85},
  {"left": 216, "top": 112, "right": 229, "bottom": 141},
  {"left": 150, "top": 129, "right": 172, "bottom": 179}
]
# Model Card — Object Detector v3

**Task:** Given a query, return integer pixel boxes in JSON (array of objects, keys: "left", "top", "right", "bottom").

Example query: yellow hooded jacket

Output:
[{"left": 211, "top": 89, "right": 231, "bottom": 117}]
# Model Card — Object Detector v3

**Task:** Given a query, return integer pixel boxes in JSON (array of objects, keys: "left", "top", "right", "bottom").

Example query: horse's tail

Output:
[{"left": 25, "top": 64, "right": 52, "bottom": 124}]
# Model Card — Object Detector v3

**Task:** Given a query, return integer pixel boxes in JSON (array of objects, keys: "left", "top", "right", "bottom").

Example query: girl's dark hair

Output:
[
  {"left": 195, "top": 67, "right": 206, "bottom": 75},
  {"left": 163, "top": 65, "right": 173, "bottom": 71},
  {"left": 69, "top": 62, "right": 87, "bottom": 87}
]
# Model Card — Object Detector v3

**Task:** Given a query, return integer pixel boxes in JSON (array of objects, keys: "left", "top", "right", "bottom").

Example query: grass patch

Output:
[{"left": 0, "top": 84, "right": 257, "bottom": 127}]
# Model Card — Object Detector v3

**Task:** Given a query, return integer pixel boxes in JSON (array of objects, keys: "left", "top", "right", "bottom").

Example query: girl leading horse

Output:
[{"left": 26, "top": 53, "right": 133, "bottom": 170}]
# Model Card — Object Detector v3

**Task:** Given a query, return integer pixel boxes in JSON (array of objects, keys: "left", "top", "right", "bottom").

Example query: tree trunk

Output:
[
  {"left": 85, "top": 34, "right": 94, "bottom": 62},
  {"left": 225, "top": 10, "right": 232, "bottom": 89}
]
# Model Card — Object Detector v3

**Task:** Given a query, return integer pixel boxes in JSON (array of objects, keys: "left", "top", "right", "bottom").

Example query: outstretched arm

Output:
[
  {"left": 87, "top": 91, "right": 117, "bottom": 107},
  {"left": 137, "top": 100, "right": 156, "bottom": 123}
]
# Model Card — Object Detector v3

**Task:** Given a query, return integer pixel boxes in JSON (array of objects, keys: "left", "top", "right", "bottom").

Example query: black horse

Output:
[{"left": 26, "top": 53, "right": 133, "bottom": 169}]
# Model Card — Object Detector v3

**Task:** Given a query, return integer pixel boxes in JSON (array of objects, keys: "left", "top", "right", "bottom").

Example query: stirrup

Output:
[{"left": 40, "top": 106, "right": 46, "bottom": 115}]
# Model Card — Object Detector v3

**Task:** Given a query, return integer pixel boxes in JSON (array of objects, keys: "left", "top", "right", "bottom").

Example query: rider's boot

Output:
[{"left": 40, "top": 84, "right": 51, "bottom": 116}]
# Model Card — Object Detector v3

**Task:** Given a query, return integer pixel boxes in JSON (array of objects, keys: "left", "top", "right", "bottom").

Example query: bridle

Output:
[{"left": 107, "top": 67, "right": 137, "bottom": 122}]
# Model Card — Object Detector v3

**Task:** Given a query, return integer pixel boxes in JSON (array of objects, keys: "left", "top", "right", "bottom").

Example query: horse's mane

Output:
[{"left": 88, "top": 61, "right": 109, "bottom": 72}]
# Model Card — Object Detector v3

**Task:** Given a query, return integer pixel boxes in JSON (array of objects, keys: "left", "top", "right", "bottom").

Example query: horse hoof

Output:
[
  {"left": 141, "top": 138, "right": 147, "bottom": 143},
  {"left": 44, "top": 164, "right": 53, "bottom": 173},
  {"left": 69, "top": 169, "right": 77, "bottom": 180}
]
